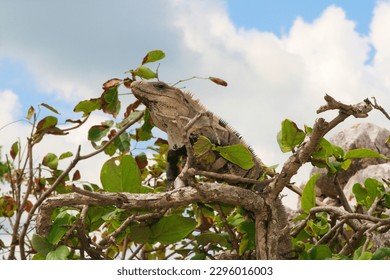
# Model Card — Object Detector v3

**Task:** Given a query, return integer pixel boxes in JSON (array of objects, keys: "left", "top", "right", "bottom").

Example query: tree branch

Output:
[{"left": 36, "top": 182, "right": 264, "bottom": 236}]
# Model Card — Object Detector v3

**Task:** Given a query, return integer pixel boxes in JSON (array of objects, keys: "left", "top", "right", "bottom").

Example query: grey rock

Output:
[
  {"left": 311, "top": 123, "right": 390, "bottom": 199},
  {"left": 343, "top": 163, "right": 390, "bottom": 205}
]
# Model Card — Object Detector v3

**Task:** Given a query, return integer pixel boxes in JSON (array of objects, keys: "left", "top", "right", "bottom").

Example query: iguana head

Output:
[{"left": 130, "top": 81, "right": 200, "bottom": 133}]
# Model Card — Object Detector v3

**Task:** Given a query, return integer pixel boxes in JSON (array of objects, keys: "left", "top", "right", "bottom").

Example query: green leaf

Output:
[
  {"left": 59, "top": 151, "right": 73, "bottom": 160},
  {"left": 352, "top": 183, "right": 368, "bottom": 206},
  {"left": 73, "top": 98, "right": 101, "bottom": 117},
  {"left": 134, "top": 66, "right": 157, "bottom": 80},
  {"left": 36, "top": 116, "right": 58, "bottom": 134},
  {"left": 47, "top": 212, "right": 72, "bottom": 245},
  {"left": 10, "top": 141, "right": 19, "bottom": 160},
  {"left": 104, "top": 141, "right": 117, "bottom": 156},
  {"left": 31, "top": 234, "right": 54, "bottom": 256},
  {"left": 237, "top": 221, "right": 255, "bottom": 255},
  {"left": 277, "top": 119, "right": 305, "bottom": 153},
  {"left": 114, "top": 132, "right": 130, "bottom": 152},
  {"left": 117, "top": 111, "right": 143, "bottom": 128},
  {"left": 100, "top": 155, "right": 142, "bottom": 193},
  {"left": 101, "top": 86, "right": 121, "bottom": 118},
  {"left": 358, "top": 251, "right": 373, "bottom": 260},
  {"left": 384, "top": 194, "right": 390, "bottom": 208},
  {"left": 345, "top": 148, "right": 388, "bottom": 160},
  {"left": 215, "top": 144, "right": 254, "bottom": 170},
  {"left": 306, "top": 219, "right": 330, "bottom": 236},
  {"left": 42, "top": 153, "right": 59, "bottom": 170},
  {"left": 191, "top": 253, "right": 206, "bottom": 260},
  {"left": 141, "top": 50, "right": 166, "bottom": 65},
  {"left": 151, "top": 216, "right": 197, "bottom": 244},
  {"left": 341, "top": 159, "right": 352, "bottom": 170},
  {"left": 88, "top": 125, "right": 110, "bottom": 142},
  {"left": 364, "top": 178, "right": 381, "bottom": 199},
  {"left": 41, "top": 103, "right": 60, "bottom": 114},
  {"left": 46, "top": 245, "right": 70, "bottom": 260},
  {"left": 372, "top": 247, "right": 390, "bottom": 260},
  {"left": 196, "top": 232, "right": 227, "bottom": 246},
  {"left": 309, "top": 245, "right": 332, "bottom": 260},
  {"left": 193, "top": 135, "right": 213, "bottom": 155},
  {"left": 135, "top": 110, "right": 154, "bottom": 141},
  {"left": 129, "top": 224, "right": 152, "bottom": 244},
  {"left": 301, "top": 173, "right": 319, "bottom": 213}
]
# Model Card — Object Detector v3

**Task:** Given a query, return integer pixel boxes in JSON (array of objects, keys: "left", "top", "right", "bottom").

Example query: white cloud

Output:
[
  {"left": 0, "top": 90, "right": 22, "bottom": 125},
  {"left": 0, "top": 88, "right": 109, "bottom": 185}
]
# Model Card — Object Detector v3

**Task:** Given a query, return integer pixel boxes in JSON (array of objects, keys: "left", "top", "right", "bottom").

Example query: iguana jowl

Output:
[{"left": 130, "top": 80, "right": 290, "bottom": 258}]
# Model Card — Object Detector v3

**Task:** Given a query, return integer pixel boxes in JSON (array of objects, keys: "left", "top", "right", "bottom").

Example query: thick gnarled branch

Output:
[{"left": 36, "top": 182, "right": 264, "bottom": 236}]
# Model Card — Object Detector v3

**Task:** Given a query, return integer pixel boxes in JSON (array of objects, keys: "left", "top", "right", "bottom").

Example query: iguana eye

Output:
[{"left": 153, "top": 82, "right": 166, "bottom": 90}]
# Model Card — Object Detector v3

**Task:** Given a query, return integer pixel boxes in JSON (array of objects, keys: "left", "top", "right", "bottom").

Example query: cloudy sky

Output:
[{"left": 1, "top": 0, "right": 389, "bottom": 206}]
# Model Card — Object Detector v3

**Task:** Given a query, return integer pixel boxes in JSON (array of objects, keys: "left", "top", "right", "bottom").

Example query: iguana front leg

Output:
[{"left": 166, "top": 145, "right": 187, "bottom": 184}]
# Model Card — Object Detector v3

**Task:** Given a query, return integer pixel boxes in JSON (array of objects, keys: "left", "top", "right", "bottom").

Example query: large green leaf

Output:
[
  {"left": 196, "top": 232, "right": 227, "bottom": 246},
  {"left": 46, "top": 245, "right": 70, "bottom": 260},
  {"left": 100, "top": 155, "right": 142, "bottom": 193},
  {"left": 47, "top": 212, "right": 72, "bottom": 245},
  {"left": 301, "top": 173, "right": 319, "bottom": 213},
  {"left": 150, "top": 216, "right": 196, "bottom": 244},
  {"left": 31, "top": 234, "right": 54, "bottom": 256},
  {"left": 345, "top": 148, "right": 388, "bottom": 160},
  {"left": 277, "top": 119, "right": 305, "bottom": 153},
  {"left": 309, "top": 245, "right": 332, "bottom": 260},
  {"left": 129, "top": 224, "right": 152, "bottom": 244},
  {"left": 215, "top": 144, "right": 254, "bottom": 170},
  {"left": 372, "top": 247, "right": 390, "bottom": 260}
]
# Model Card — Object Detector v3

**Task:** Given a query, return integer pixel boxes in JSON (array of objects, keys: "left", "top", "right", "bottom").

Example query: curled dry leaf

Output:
[
  {"left": 123, "top": 77, "right": 134, "bottom": 89},
  {"left": 102, "top": 78, "right": 122, "bottom": 90},
  {"left": 209, "top": 77, "right": 228, "bottom": 87},
  {"left": 24, "top": 200, "right": 33, "bottom": 213},
  {"left": 124, "top": 100, "right": 142, "bottom": 118}
]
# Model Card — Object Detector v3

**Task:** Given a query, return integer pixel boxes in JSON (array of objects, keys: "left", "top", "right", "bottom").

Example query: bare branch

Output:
[
  {"left": 366, "top": 97, "right": 390, "bottom": 120},
  {"left": 36, "top": 182, "right": 264, "bottom": 236}
]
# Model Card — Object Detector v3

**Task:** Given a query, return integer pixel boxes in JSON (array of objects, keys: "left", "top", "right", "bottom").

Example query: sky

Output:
[{"left": 1, "top": 0, "right": 389, "bottom": 207}]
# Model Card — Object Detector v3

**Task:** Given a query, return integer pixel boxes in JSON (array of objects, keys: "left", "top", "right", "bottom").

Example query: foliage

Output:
[{"left": 0, "top": 49, "right": 389, "bottom": 260}]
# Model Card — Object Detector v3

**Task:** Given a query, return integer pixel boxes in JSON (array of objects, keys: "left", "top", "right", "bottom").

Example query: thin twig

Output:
[
  {"left": 333, "top": 175, "right": 353, "bottom": 213},
  {"left": 366, "top": 97, "right": 390, "bottom": 120},
  {"left": 215, "top": 204, "right": 239, "bottom": 253}
]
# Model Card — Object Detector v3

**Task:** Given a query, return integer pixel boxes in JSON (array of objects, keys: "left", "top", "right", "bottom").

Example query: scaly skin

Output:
[
  {"left": 130, "top": 80, "right": 265, "bottom": 182},
  {"left": 130, "top": 80, "right": 291, "bottom": 258}
]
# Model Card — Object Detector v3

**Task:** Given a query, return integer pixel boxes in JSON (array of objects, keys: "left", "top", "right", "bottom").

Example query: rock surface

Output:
[{"left": 311, "top": 123, "right": 390, "bottom": 199}]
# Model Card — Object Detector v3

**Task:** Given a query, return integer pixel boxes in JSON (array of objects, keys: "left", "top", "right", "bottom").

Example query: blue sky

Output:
[
  {"left": 0, "top": 0, "right": 389, "bottom": 198},
  {"left": 227, "top": 0, "right": 376, "bottom": 35}
]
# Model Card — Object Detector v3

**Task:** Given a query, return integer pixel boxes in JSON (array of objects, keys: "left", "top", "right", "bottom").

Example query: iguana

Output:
[{"left": 130, "top": 80, "right": 291, "bottom": 259}]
